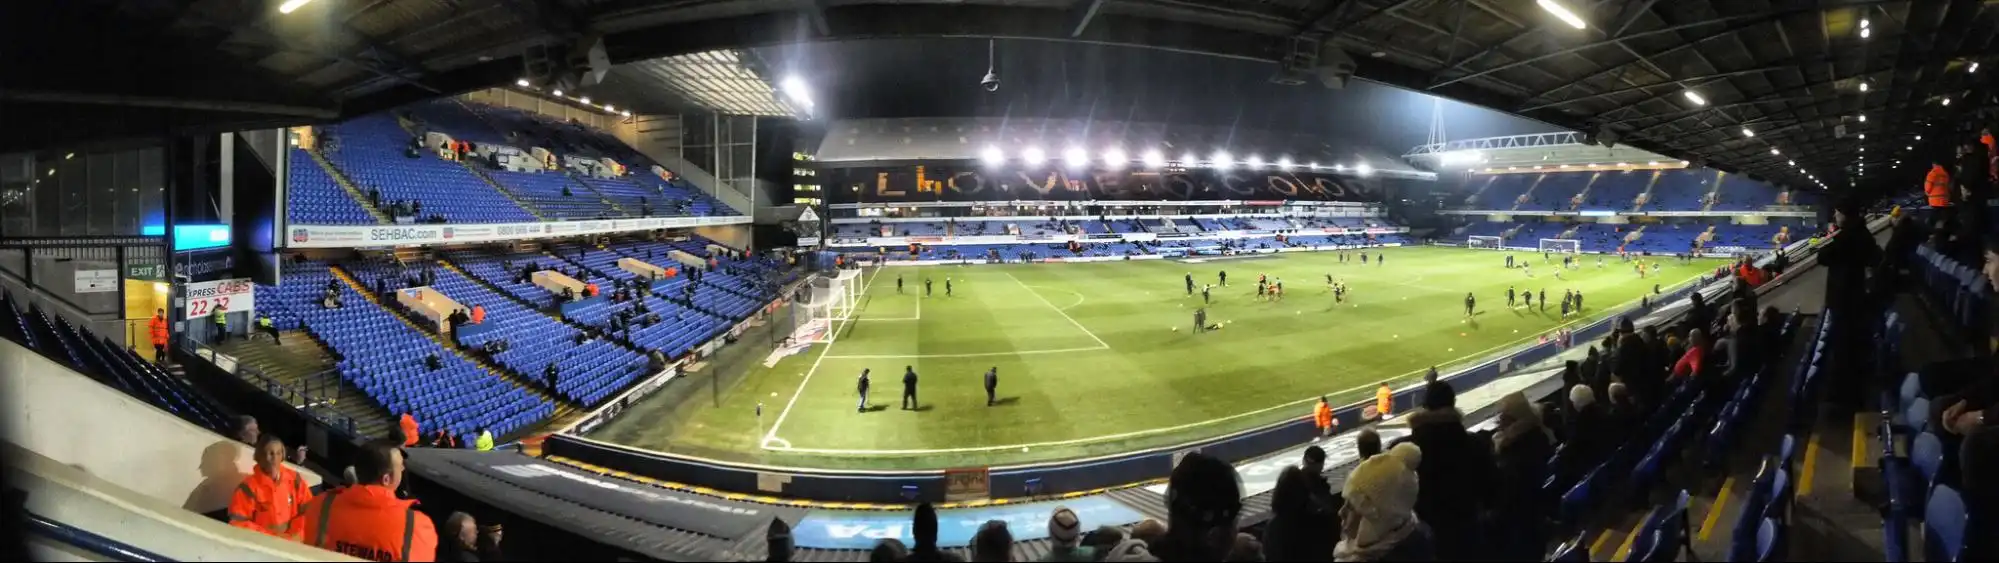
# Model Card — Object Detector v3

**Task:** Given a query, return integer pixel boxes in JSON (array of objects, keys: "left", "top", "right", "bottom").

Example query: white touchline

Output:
[
  {"left": 769, "top": 272, "right": 1709, "bottom": 456},
  {"left": 1005, "top": 272, "right": 1110, "bottom": 349},
  {"left": 824, "top": 346, "right": 1108, "bottom": 360}
]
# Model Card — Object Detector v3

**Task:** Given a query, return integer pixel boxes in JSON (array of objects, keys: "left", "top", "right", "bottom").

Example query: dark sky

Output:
[{"left": 753, "top": 38, "right": 1554, "bottom": 154}]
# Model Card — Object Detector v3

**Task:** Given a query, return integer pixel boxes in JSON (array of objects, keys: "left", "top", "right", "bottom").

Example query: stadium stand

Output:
[
  {"left": 2, "top": 294, "right": 235, "bottom": 434},
  {"left": 320, "top": 113, "right": 540, "bottom": 223},
  {"left": 287, "top": 148, "right": 381, "bottom": 225}
]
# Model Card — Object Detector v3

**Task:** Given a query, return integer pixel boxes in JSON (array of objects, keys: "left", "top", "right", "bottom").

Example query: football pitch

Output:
[{"left": 586, "top": 246, "right": 1728, "bottom": 470}]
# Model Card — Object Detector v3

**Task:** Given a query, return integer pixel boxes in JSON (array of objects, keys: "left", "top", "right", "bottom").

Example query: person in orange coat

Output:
[
  {"left": 399, "top": 413, "right": 420, "bottom": 448},
  {"left": 148, "top": 309, "right": 170, "bottom": 363},
  {"left": 469, "top": 305, "right": 485, "bottom": 325},
  {"left": 585, "top": 283, "right": 599, "bottom": 298},
  {"left": 292, "top": 440, "right": 437, "bottom": 562},
  {"left": 1313, "top": 396, "right": 1335, "bottom": 438},
  {"left": 1929, "top": 160, "right": 1955, "bottom": 208},
  {"left": 230, "top": 434, "right": 314, "bottom": 539}
]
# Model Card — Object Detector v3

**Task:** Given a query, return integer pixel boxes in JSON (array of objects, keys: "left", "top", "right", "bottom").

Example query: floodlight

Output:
[
  {"left": 279, "top": 0, "right": 314, "bottom": 14},
  {"left": 1683, "top": 91, "right": 1707, "bottom": 106},
  {"left": 1103, "top": 148, "right": 1128, "bottom": 168},
  {"left": 1536, "top": 0, "right": 1587, "bottom": 29},
  {"left": 579, "top": 96, "right": 591, "bottom": 104},
  {"left": 1972, "top": 62, "right": 1981, "bottom": 73},
  {"left": 1022, "top": 147, "right": 1047, "bottom": 166},
  {"left": 1860, "top": 82, "right": 1869, "bottom": 92},
  {"left": 516, "top": 79, "right": 531, "bottom": 87},
  {"left": 1245, "top": 155, "right": 1264, "bottom": 169},
  {"left": 1355, "top": 162, "right": 1373, "bottom": 176},
  {"left": 981, "top": 146, "right": 1005, "bottom": 166},
  {"left": 1861, "top": 28, "right": 1870, "bottom": 39},
  {"left": 1858, "top": 114, "right": 1866, "bottom": 122},
  {"left": 1141, "top": 150, "right": 1165, "bottom": 168},
  {"left": 1277, "top": 156, "right": 1294, "bottom": 170},
  {"left": 1179, "top": 152, "right": 1198, "bottom": 167},
  {"left": 1742, "top": 127, "right": 1755, "bottom": 137},
  {"left": 1211, "top": 150, "right": 1234, "bottom": 170},
  {"left": 1064, "top": 147, "right": 1089, "bottom": 168},
  {"left": 1771, "top": 148, "right": 1780, "bottom": 155},
  {"left": 552, "top": 89, "right": 564, "bottom": 97}
]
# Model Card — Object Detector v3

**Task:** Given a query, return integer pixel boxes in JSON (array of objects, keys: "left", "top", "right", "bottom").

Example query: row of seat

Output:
[
  {"left": 0, "top": 295, "right": 235, "bottom": 434},
  {"left": 1462, "top": 169, "right": 1808, "bottom": 213},
  {"left": 1885, "top": 246, "right": 1981, "bottom": 562}
]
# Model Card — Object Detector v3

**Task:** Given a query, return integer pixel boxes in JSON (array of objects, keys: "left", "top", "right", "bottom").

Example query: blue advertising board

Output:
[{"left": 791, "top": 496, "right": 1146, "bottom": 550}]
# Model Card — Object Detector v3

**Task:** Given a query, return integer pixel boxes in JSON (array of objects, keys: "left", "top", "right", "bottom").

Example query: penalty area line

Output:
[
  {"left": 822, "top": 346, "right": 1109, "bottom": 360},
  {"left": 760, "top": 269, "right": 881, "bottom": 449},
  {"left": 1005, "top": 272, "right": 1110, "bottom": 349}
]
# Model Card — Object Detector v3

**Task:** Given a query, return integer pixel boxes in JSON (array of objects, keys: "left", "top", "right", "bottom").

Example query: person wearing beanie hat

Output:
[
  {"left": 1393, "top": 380, "right": 1490, "bottom": 561},
  {"left": 907, "top": 503, "right": 964, "bottom": 562},
  {"left": 766, "top": 518, "right": 795, "bottom": 562},
  {"left": 1041, "top": 507, "right": 1092, "bottom": 562},
  {"left": 971, "top": 520, "right": 1013, "bottom": 562},
  {"left": 1489, "top": 391, "right": 1555, "bottom": 561},
  {"left": 1334, "top": 443, "right": 1431, "bottom": 562},
  {"left": 1561, "top": 385, "right": 1613, "bottom": 486},
  {"left": 1156, "top": 452, "right": 1242, "bottom": 562}
]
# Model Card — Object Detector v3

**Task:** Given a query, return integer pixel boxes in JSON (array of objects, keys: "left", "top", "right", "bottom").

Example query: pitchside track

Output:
[{"left": 586, "top": 246, "right": 1730, "bottom": 470}]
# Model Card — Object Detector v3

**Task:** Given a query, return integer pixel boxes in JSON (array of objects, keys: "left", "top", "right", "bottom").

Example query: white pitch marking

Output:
[
  {"left": 823, "top": 346, "right": 1108, "bottom": 360},
  {"left": 758, "top": 268, "right": 878, "bottom": 449},
  {"left": 1005, "top": 272, "right": 1110, "bottom": 349}
]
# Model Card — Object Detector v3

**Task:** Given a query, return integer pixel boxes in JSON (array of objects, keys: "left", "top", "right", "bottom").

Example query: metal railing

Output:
[
  {"left": 26, "top": 509, "right": 171, "bottom": 562},
  {"left": 181, "top": 337, "right": 367, "bottom": 440}
]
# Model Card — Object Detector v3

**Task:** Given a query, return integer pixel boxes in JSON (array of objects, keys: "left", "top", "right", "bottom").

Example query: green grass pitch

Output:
[{"left": 586, "top": 246, "right": 1728, "bottom": 470}]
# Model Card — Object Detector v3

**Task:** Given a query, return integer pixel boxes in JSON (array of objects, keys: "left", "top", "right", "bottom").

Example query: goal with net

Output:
[
  {"left": 1538, "top": 239, "right": 1583, "bottom": 254},
  {"left": 794, "top": 269, "right": 864, "bottom": 344},
  {"left": 1467, "top": 235, "right": 1502, "bottom": 249}
]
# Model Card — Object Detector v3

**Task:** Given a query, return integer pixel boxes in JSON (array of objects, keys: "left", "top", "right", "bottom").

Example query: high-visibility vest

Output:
[
  {"left": 475, "top": 431, "right": 495, "bottom": 452},
  {"left": 1928, "top": 165, "right": 1955, "bottom": 208},
  {"left": 1313, "top": 402, "right": 1333, "bottom": 430},
  {"left": 1376, "top": 386, "right": 1393, "bottom": 417},
  {"left": 294, "top": 485, "right": 437, "bottom": 562},
  {"left": 470, "top": 306, "right": 485, "bottom": 324},
  {"left": 399, "top": 415, "right": 419, "bottom": 448},
  {"left": 148, "top": 316, "right": 169, "bottom": 346},
  {"left": 229, "top": 466, "right": 312, "bottom": 539}
]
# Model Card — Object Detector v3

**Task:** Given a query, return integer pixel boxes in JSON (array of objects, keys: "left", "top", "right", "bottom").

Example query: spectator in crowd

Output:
[
  {"left": 1822, "top": 199, "right": 1882, "bottom": 407},
  {"left": 1670, "top": 328, "right": 1711, "bottom": 381},
  {"left": 1154, "top": 452, "right": 1242, "bottom": 562},
  {"left": 1560, "top": 385, "right": 1612, "bottom": 477},
  {"left": 236, "top": 415, "right": 262, "bottom": 445},
  {"left": 477, "top": 522, "right": 504, "bottom": 562},
  {"left": 441, "top": 512, "right": 479, "bottom": 562},
  {"left": 1129, "top": 519, "right": 1167, "bottom": 547},
  {"left": 766, "top": 519, "right": 794, "bottom": 562},
  {"left": 1392, "top": 382, "right": 1490, "bottom": 560},
  {"left": 1225, "top": 533, "right": 1262, "bottom": 563},
  {"left": 1356, "top": 429, "right": 1383, "bottom": 460},
  {"left": 1614, "top": 333, "right": 1658, "bottom": 410},
  {"left": 295, "top": 439, "right": 436, "bottom": 562},
  {"left": 971, "top": 520, "right": 1014, "bottom": 562},
  {"left": 1487, "top": 392, "right": 1555, "bottom": 561},
  {"left": 399, "top": 413, "right": 421, "bottom": 448},
  {"left": 228, "top": 433, "right": 312, "bottom": 539},
  {"left": 871, "top": 539, "right": 910, "bottom": 562},
  {"left": 1265, "top": 466, "right": 1335, "bottom": 561},
  {"left": 1683, "top": 292, "right": 1713, "bottom": 337},
  {"left": 475, "top": 429, "right": 495, "bottom": 452},
  {"left": 1605, "top": 383, "right": 1641, "bottom": 439},
  {"left": 1042, "top": 507, "right": 1093, "bottom": 562},
  {"left": 906, "top": 503, "right": 962, "bottom": 562},
  {"left": 1333, "top": 443, "right": 1431, "bottom": 562}
]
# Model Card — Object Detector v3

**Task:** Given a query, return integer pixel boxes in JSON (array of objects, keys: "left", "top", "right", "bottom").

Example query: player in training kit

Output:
[
  {"left": 1377, "top": 253, "right": 1384, "bottom": 267},
  {"left": 901, "top": 366, "right": 919, "bottom": 410},
  {"left": 1560, "top": 292, "right": 1572, "bottom": 318},
  {"left": 1507, "top": 286, "right": 1516, "bottom": 307},
  {"left": 857, "top": 369, "right": 871, "bottom": 412},
  {"left": 1256, "top": 279, "right": 1267, "bottom": 300},
  {"left": 1539, "top": 289, "right": 1547, "bottom": 312},
  {"left": 1361, "top": 252, "right": 1369, "bottom": 264},
  {"left": 896, "top": 275, "right": 904, "bottom": 294},
  {"left": 924, "top": 278, "right": 933, "bottom": 296},
  {"left": 1544, "top": 251, "right": 1552, "bottom": 264},
  {"left": 945, "top": 277, "right": 954, "bottom": 296},
  {"left": 1202, "top": 284, "right": 1212, "bottom": 304},
  {"left": 1523, "top": 289, "right": 1533, "bottom": 309},
  {"left": 1596, "top": 256, "right": 1605, "bottom": 269},
  {"left": 1464, "top": 292, "right": 1476, "bottom": 317},
  {"left": 1506, "top": 254, "right": 1515, "bottom": 268},
  {"left": 1574, "top": 291, "right": 1583, "bottom": 312},
  {"left": 1523, "top": 262, "right": 1534, "bottom": 278},
  {"left": 1219, "top": 270, "right": 1228, "bottom": 287},
  {"left": 1185, "top": 273, "right": 1195, "bottom": 296},
  {"left": 1273, "top": 278, "right": 1284, "bottom": 301}
]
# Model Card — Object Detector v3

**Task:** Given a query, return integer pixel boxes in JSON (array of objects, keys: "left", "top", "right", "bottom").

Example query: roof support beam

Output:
[
  {"left": 1068, "top": 0, "right": 1105, "bottom": 37},
  {"left": 1520, "top": 60, "right": 1820, "bottom": 112}
]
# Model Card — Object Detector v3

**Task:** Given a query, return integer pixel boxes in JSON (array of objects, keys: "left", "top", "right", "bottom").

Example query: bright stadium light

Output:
[
  {"left": 516, "top": 78, "right": 531, "bottom": 87},
  {"left": 1334, "top": 164, "right": 1346, "bottom": 171},
  {"left": 578, "top": 96, "right": 591, "bottom": 104},
  {"left": 1245, "top": 155, "right": 1264, "bottom": 169},
  {"left": 279, "top": 0, "right": 315, "bottom": 14},
  {"left": 1943, "top": 97, "right": 1952, "bottom": 106},
  {"left": 1536, "top": 0, "right": 1587, "bottom": 29},
  {"left": 1309, "top": 162, "right": 1322, "bottom": 170},
  {"left": 1532, "top": 165, "right": 1542, "bottom": 170},
  {"left": 1064, "top": 147, "right": 1089, "bottom": 168},
  {"left": 1972, "top": 62, "right": 1981, "bottom": 73},
  {"left": 1212, "top": 150, "right": 1234, "bottom": 170},
  {"left": 1858, "top": 114, "right": 1866, "bottom": 122},
  {"left": 1742, "top": 127, "right": 1755, "bottom": 137},
  {"left": 1103, "top": 148, "right": 1129, "bottom": 168},
  {"left": 1617, "top": 162, "right": 1628, "bottom": 167},
  {"left": 1860, "top": 82, "right": 1869, "bottom": 92},
  {"left": 1683, "top": 91, "right": 1707, "bottom": 106},
  {"left": 1647, "top": 161, "right": 1659, "bottom": 166},
  {"left": 1859, "top": 133, "right": 1866, "bottom": 139},
  {"left": 1788, "top": 160, "right": 1795, "bottom": 165},
  {"left": 1277, "top": 156, "right": 1294, "bottom": 170},
  {"left": 1771, "top": 148, "right": 1780, "bottom": 155},
  {"left": 1355, "top": 162, "right": 1374, "bottom": 176},
  {"left": 620, "top": 110, "right": 631, "bottom": 117},
  {"left": 1860, "top": 27, "right": 1870, "bottom": 39},
  {"left": 551, "top": 89, "right": 564, "bottom": 97},
  {"left": 1559, "top": 164, "right": 1570, "bottom": 169},
  {"left": 603, "top": 104, "right": 615, "bottom": 112},
  {"left": 1022, "top": 147, "right": 1047, "bottom": 166},
  {"left": 981, "top": 146, "right": 1005, "bottom": 166}
]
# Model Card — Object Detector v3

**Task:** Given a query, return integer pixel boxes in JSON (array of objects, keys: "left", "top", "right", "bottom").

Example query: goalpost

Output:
[
  {"left": 1467, "top": 235, "right": 1503, "bottom": 250},
  {"left": 1538, "top": 238, "right": 1583, "bottom": 254},
  {"left": 796, "top": 269, "right": 864, "bottom": 344}
]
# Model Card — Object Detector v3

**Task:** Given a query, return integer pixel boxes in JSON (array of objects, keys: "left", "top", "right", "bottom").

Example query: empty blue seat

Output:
[{"left": 1924, "top": 485, "right": 1967, "bottom": 562}]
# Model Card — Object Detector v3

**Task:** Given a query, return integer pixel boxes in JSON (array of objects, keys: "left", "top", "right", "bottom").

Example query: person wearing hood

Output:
[
  {"left": 1153, "top": 452, "right": 1243, "bottom": 562},
  {"left": 1389, "top": 382, "right": 1492, "bottom": 560},
  {"left": 766, "top": 518, "right": 794, "bottom": 562},
  {"left": 1487, "top": 392, "right": 1556, "bottom": 561},
  {"left": 1264, "top": 466, "right": 1336, "bottom": 561},
  {"left": 906, "top": 503, "right": 964, "bottom": 562},
  {"left": 1334, "top": 443, "right": 1431, "bottom": 561}
]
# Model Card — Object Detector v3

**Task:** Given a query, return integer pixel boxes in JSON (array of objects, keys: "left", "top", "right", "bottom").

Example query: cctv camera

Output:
[{"left": 981, "top": 72, "right": 1000, "bottom": 92}]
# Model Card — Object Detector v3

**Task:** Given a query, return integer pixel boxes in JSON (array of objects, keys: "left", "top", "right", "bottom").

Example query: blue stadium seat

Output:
[
  {"left": 1924, "top": 485, "right": 1967, "bottom": 562},
  {"left": 1754, "top": 517, "right": 1782, "bottom": 561}
]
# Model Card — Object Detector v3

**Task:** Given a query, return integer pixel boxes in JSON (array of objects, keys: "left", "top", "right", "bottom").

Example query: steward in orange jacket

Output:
[
  {"left": 399, "top": 413, "right": 420, "bottom": 448},
  {"left": 230, "top": 434, "right": 313, "bottom": 539},
  {"left": 1376, "top": 383, "right": 1394, "bottom": 419},
  {"left": 148, "top": 310, "right": 170, "bottom": 360},
  {"left": 293, "top": 441, "right": 437, "bottom": 562},
  {"left": 1929, "top": 163, "right": 1955, "bottom": 208},
  {"left": 1313, "top": 396, "right": 1335, "bottom": 437}
]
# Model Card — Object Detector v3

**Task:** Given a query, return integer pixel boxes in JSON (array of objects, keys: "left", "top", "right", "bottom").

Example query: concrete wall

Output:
[
  {"left": 693, "top": 225, "right": 753, "bottom": 250},
  {"left": 0, "top": 338, "right": 322, "bottom": 513},
  {"left": 462, "top": 88, "right": 620, "bottom": 131}
]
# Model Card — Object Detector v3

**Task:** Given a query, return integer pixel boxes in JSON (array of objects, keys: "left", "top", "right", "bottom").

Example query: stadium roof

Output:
[{"left": 12, "top": 0, "right": 1997, "bottom": 194}]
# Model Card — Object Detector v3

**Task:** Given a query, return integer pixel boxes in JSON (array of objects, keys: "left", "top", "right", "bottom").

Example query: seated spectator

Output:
[
  {"left": 1560, "top": 385, "right": 1612, "bottom": 476},
  {"left": 1357, "top": 429, "right": 1383, "bottom": 461},
  {"left": 1333, "top": 443, "right": 1430, "bottom": 561},
  {"left": 1671, "top": 328, "right": 1711, "bottom": 380},
  {"left": 906, "top": 503, "right": 963, "bottom": 562},
  {"left": 1266, "top": 466, "right": 1335, "bottom": 562},
  {"left": 1041, "top": 507, "right": 1092, "bottom": 562},
  {"left": 1154, "top": 452, "right": 1242, "bottom": 561},
  {"left": 871, "top": 539, "right": 910, "bottom": 562},
  {"left": 1605, "top": 383, "right": 1641, "bottom": 437},
  {"left": 1393, "top": 382, "right": 1491, "bottom": 560},
  {"left": 1487, "top": 392, "right": 1555, "bottom": 561},
  {"left": 442, "top": 512, "right": 478, "bottom": 563},
  {"left": 1130, "top": 518, "right": 1167, "bottom": 547},
  {"left": 972, "top": 520, "right": 1013, "bottom": 562},
  {"left": 1225, "top": 533, "right": 1262, "bottom": 562},
  {"left": 474, "top": 429, "right": 495, "bottom": 452}
]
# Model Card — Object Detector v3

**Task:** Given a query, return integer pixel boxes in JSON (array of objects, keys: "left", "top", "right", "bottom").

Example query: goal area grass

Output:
[{"left": 584, "top": 246, "right": 1727, "bottom": 470}]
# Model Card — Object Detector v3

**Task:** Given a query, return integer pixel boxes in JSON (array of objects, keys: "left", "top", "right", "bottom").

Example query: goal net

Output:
[
  {"left": 1538, "top": 239, "right": 1583, "bottom": 254},
  {"left": 1467, "top": 235, "right": 1503, "bottom": 249},
  {"left": 795, "top": 269, "right": 864, "bottom": 344}
]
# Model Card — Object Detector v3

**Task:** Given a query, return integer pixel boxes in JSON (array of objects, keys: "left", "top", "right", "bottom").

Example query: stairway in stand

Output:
[
  {"left": 214, "top": 331, "right": 396, "bottom": 440},
  {"left": 568, "top": 175, "right": 627, "bottom": 215},
  {"left": 328, "top": 265, "right": 576, "bottom": 410},
  {"left": 307, "top": 150, "right": 393, "bottom": 223}
]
